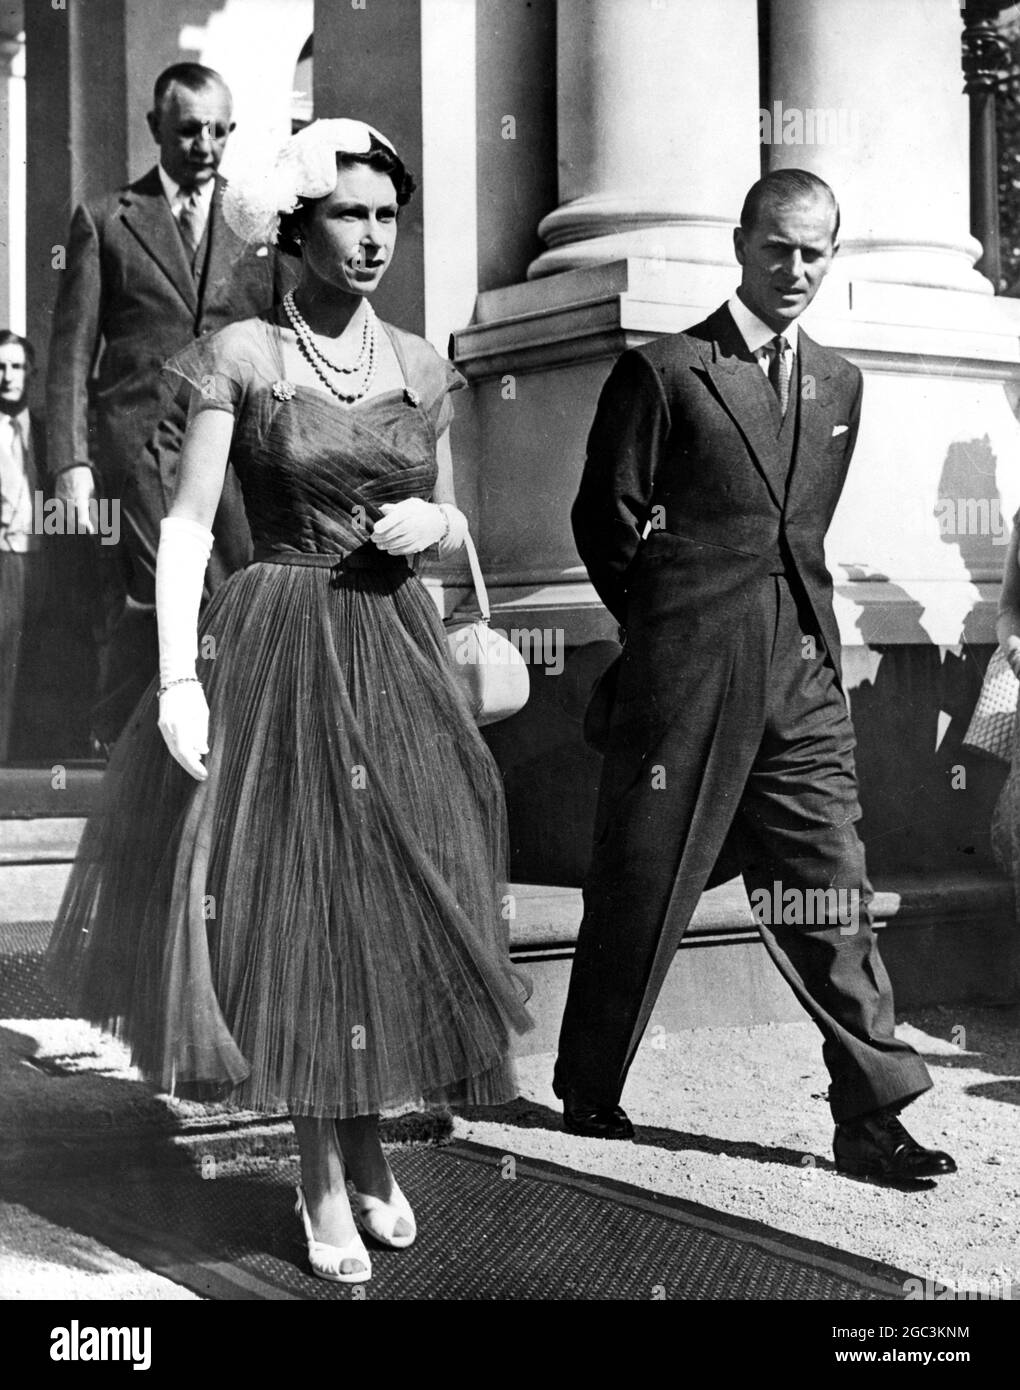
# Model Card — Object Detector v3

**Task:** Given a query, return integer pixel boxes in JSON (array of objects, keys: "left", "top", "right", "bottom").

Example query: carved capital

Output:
[{"left": 962, "top": 11, "right": 1014, "bottom": 96}]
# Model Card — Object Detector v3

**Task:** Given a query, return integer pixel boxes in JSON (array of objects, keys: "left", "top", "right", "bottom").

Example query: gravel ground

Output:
[
  {"left": 456, "top": 1003, "right": 1020, "bottom": 1297},
  {"left": 0, "top": 1204, "right": 199, "bottom": 1300},
  {"left": 1, "top": 1002, "right": 1017, "bottom": 1299},
  {"left": 0, "top": 1018, "right": 201, "bottom": 1300}
]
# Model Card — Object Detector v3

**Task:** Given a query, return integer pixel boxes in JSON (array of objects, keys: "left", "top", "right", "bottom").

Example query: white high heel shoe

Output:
[
  {"left": 295, "top": 1185, "right": 372, "bottom": 1284},
  {"left": 352, "top": 1177, "right": 417, "bottom": 1249}
]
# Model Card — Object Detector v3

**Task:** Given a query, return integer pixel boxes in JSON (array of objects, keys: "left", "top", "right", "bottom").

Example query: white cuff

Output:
[{"left": 436, "top": 503, "right": 469, "bottom": 559}]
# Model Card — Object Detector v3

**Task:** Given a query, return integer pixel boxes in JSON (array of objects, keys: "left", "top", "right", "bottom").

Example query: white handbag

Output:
[
  {"left": 444, "top": 532, "right": 530, "bottom": 726},
  {"left": 962, "top": 649, "right": 1019, "bottom": 763}
]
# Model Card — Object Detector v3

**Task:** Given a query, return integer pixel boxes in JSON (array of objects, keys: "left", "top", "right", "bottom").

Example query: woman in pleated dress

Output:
[{"left": 47, "top": 119, "right": 531, "bottom": 1284}]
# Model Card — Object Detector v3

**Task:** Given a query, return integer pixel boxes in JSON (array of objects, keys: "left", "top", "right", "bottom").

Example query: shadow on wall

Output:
[
  {"left": 937, "top": 435, "right": 1007, "bottom": 647},
  {"left": 848, "top": 587, "right": 1005, "bottom": 875},
  {"left": 483, "top": 656, "right": 604, "bottom": 888},
  {"left": 849, "top": 437, "right": 1010, "bottom": 875},
  {"left": 487, "top": 434, "right": 1016, "bottom": 887}
]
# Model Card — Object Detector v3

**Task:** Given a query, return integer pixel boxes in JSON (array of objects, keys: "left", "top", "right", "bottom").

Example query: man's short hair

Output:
[
  {"left": 0, "top": 329, "right": 34, "bottom": 366},
  {"left": 152, "top": 63, "right": 229, "bottom": 113},
  {"left": 740, "top": 169, "right": 840, "bottom": 243}
]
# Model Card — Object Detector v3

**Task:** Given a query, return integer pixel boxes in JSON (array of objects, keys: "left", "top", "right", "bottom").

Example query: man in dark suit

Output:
[
  {"left": 46, "top": 62, "right": 296, "bottom": 743},
  {"left": 555, "top": 170, "right": 955, "bottom": 1183}
]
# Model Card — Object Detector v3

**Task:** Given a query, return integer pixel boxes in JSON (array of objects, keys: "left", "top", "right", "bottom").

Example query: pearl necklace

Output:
[
  {"left": 284, "top": 291, "right": 374, "bottom": 374},
  {"left": 282, "top": 292, "right": 379, "bottom": 404}
]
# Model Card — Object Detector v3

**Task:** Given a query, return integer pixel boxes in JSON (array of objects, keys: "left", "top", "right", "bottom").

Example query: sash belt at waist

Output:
[{"left": 252, "top": 546, "right": 411, "bottom": 577}]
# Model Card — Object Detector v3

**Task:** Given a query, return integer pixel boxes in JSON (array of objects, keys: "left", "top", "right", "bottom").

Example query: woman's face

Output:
[{"left": 301, "top": 162, "right": 399, "bottom": 298}]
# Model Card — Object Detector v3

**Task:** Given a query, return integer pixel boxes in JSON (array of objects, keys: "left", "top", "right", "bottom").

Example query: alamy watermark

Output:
[
  {"left": 50, "top": 1321, "right": 151, "bottom": 1370},
  {"left": 31, "top": 492, "right": 120, "bottom": 545},
  {"left": 934, "top": 496, "right": 1011, "bottom": 546},
  {"left": 759, "top": 102, "right": 860, "bottom": 147},
  {"left": 449, "top": 624, "right": 564, "bottom": 676},
  {"left": 750, "top": 881, "right": 861, "bottom": 935},
  {"left": 904, "top": 1272, "right": 1015, "bottom": 1301}
]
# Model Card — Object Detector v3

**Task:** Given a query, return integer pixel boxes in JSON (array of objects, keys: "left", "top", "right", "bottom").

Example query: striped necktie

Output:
[
  {"left": 178, "top": 188, "right": 203, "bottom": 265},
  {"left": 767, "top": 334, "right": 791, "bottom": 416}
]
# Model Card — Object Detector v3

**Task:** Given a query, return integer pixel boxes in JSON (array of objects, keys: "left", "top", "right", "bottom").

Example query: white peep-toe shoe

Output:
[
  {"left": 352, "top": 1178, "right": 417, "bottom": 1249},
  {"left": 295, "top": 1185, "right": 372, "bottom": 1283}
]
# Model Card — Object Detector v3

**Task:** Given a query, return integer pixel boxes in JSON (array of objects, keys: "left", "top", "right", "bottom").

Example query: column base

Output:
[
  {"left": 529, "top": 199, "right": 740, "bottom": 280},
  {"left": 834, "top": 240, "right": 992, "bottom": 295}
]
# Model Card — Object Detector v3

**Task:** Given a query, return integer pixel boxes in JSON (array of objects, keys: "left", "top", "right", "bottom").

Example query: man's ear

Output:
[
  {"left": 146, "top": 109, "right": 160, "bottom": 142},
  {"left": 733, "top": 226, "right": 746, "bottom": 266}
]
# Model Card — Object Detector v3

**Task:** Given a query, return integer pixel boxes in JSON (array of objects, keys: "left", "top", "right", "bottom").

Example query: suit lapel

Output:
[
  {"left": 118, "top": 167, "right": 198, "bottom": 316},
  {"left": 786, "top": 329, "right": 836, "bottom": 500},
  {"left": 697, "top": 308, "right": 789, "bottom": 509},
  {"left": 199, "top": 175, "right": 235, "bottom": 320}
]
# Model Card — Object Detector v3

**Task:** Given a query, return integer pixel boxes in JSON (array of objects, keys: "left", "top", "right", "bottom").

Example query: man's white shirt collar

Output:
[
  {"left": 0, "top": 407, "right": 30, "bottom": 445},
  {"left": 158, "top": 165, "right": 215, "bottom": 219},
  {"left": 727, "top": 291, "right": 799, "bottom": 358}
]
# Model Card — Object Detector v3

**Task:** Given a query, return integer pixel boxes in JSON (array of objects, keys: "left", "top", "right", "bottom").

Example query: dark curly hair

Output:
[{"left": 277, "top": 141, "right": 416, "bottom": 257}]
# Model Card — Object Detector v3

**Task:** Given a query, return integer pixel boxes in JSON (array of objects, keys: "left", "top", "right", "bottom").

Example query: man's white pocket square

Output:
[
  {"left": 256, "top": 246, "right": 269, "bottom": 258},
  {"left": 832, "top": 424, "right": 849, "bottom": 436}
]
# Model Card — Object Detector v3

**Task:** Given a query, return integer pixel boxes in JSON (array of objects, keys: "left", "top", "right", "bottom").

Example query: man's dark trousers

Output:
[{"left": 555, "top": 568, "right": 931, "bottom": 1123}]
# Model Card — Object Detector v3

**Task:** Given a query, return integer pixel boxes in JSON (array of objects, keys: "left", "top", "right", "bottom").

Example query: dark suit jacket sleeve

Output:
[
  {"left": 571, "top": 348, "right": 671, "bottom": 624},
  {"left": 844, "top": 366, "right": 864, "bottom": 465},
  {"left": 45, "top": 202, "right": 104, "bottom": 478}
]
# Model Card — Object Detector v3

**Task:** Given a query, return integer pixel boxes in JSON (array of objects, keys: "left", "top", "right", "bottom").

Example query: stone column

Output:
[
  {"left": 24, "top": 0, "right": 128, "bottom": 386},
  {"left": 767, "top": 0, "right": 986, "bottom": 293},
  {"left": 528, "top": 0, "right": 760, "bottom": 279},
  {"left": 0, "top": 29, "right": 23, "bottom": 334},
  {"left": 315, "top": 0, "right": 480, "bottom": 353}
]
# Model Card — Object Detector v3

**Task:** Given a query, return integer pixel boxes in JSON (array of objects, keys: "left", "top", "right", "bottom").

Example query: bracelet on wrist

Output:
[{"left": 158, "top": 676, "right": 202, "bottom": 698}]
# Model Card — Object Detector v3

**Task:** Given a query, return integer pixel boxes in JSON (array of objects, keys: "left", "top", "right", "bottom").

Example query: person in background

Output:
[
  {"left": 45, "top": 61, "right": 296, "bottom": 749},
  {"left": 0, "top": 330, "right": 47, "bottom": 761},
  {"left": 990, "top": 513, "right": 1020, "bottom": 878}
]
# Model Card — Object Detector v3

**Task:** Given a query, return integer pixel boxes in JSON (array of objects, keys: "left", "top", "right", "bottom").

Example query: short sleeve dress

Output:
[{"left": 46, "top": 313, "right": 532, "bottom": 1118}]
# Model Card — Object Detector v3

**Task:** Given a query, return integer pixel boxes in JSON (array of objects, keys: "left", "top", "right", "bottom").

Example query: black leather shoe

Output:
[
  {"left": 834, "top": 1108, "right": 956, "bottom": 1181},
  {"left": 562, "top": 1096, "right": 635, "bottom": 1140}
]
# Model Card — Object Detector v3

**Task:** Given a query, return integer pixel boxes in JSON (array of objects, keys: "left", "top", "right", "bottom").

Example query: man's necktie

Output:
[
  {"left": 767, "top": 334, "right": 791, "bottom": 416},
  {"left": 178, "top": 189, "right": 203, "bottom": 266},
  {"left": 0, "top": 416, "right": 25, "bottom": 535}
]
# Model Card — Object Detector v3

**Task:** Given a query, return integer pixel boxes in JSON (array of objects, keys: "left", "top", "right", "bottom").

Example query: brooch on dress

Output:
[
  {"left": 272, "top": 380, "right": 296, "bottom": 401},
  {"left": 403, "top": 387, "right": 421, "bottom": 407}
]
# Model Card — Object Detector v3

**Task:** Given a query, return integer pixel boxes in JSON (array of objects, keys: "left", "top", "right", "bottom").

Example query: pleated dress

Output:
[{"left": 46, "top": 314, "right": 532, "bottom": 1118}]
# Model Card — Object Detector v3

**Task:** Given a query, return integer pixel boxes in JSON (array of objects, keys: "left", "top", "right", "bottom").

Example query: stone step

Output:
[
  {"left": 2, "top": 854, "right": 1017, "bottom": 1034},
  {"left": 0, "top": 765, "right": 104, "bottom": 820},
  {"left": 2, "top": 785, "right": 1016, "bottom": 1043},
  {"left": 0, "top": 818, "right": 87, "bottom": 863}
]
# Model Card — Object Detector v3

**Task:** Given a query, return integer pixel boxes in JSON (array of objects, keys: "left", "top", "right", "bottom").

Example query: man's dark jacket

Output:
[
  {"left": 46, "top": 166, "right": 295, "bottom": 502},
  {"left": 573, "top": 303, "right": 863, "bottom": 875}
]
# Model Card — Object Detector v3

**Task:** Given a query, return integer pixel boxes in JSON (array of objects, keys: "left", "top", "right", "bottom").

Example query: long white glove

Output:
[
  {"left": 53, "top": 465, "right": 97, "bottom": 535},
  {"left": 156, "top": 516, "right": 213, "bottom": 781},
  {"left": 371, "top": 498, "right": 468, "bottom": 557}
]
